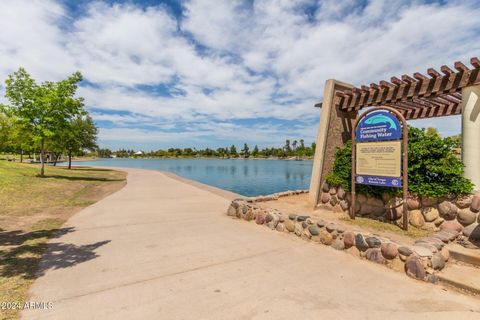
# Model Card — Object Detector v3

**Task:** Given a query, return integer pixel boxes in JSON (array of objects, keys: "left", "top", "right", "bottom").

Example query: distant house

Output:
[{"left": 134, "top": 151, "right": 144, "bottom": 156}]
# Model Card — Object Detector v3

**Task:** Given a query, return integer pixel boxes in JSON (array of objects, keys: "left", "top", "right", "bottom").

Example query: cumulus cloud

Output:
[{"left": 1, "top": 0, "right": 479, "bottom": 149}]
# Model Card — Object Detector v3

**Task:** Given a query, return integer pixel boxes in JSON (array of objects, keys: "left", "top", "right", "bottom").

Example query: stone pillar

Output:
[
  {"left": 309, "top": 79, "right": 357, "bottom": 206},
  {"left": 462, "top": 85, "right": 480, "bottom": 190}
]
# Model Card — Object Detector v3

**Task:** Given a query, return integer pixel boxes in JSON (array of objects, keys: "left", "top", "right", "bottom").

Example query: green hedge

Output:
[{"left": 325, "top": 126, "right": 473, "bottom": 198}]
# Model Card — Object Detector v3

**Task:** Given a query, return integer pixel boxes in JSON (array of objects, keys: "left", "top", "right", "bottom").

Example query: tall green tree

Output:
[
  {"left": 252, "top": 145, "right": 259, "bottom": 157},
  {"left": 241, "top": 143, "right": 250, "bottom": 158},
  {"left": 229, "top": 145, "right": 238, "bottom": 158},
  {"left": 4, "top": 68, "right": 84, "bottom": 176}
]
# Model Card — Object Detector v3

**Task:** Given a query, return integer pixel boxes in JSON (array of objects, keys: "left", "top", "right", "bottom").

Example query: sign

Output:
[
  {"left": 356, "top": 141, "right": 401, "bottom": 177},
  {"left": 355, "top": 110, "right": 402, "bottom": 142}
]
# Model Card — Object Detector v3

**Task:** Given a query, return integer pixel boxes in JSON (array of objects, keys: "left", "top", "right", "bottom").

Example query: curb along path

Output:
[{"left": 24, "top": 168, "right": 480, "bottom": 320}]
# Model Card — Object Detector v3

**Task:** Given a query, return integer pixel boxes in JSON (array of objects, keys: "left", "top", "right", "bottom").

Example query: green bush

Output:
[{"left": 326, "top": 126, "right": 473, "bottom": 198}]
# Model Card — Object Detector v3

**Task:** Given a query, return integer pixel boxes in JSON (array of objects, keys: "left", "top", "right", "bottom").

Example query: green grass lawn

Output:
[{"left": 0, "top": 161, "right": 126, "bottom": 320}]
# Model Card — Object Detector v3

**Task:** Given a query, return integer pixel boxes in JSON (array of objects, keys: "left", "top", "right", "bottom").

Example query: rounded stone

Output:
[
  {"left": 421, "top": 207, "right": 439, "bottom": 222},
  {"left": 407, "top": 197, "right": 421, "bottom": 210},
  {"left": 294, "top": 223, "right": 303, "bottom": 236},
  {"left": 413, "top": 245, "right": 433, "bottom": 257},
  {"left": 265, "top": 213, "right": 274, "bottom": 223},
  {"left": 301, "top": 221, "right": 309, "bottom": 229},
  {"left": 321, "top": 193, "right": 331, "bottom": 204},
  {"left": 355, "top": 234, "right": 369, "bottom": 251},
  {"left": 359, "top": 204, "right": 374, "bottom": 216},
  {"left": 255, "top": 212, "right": 266, "bottom": 224},
  {"left": 346, "top": 246, "right": 361, "bottom": 257},
  {"left": 440, "top": 220, "right": 463, "bottom": 233},
  {"left": 288, "top": 214, "right": 297, "bottom": 220},
  {"left": 457, "top": 208, "right": 477, "bottom": 226},
  {"left": 336, "top": 225, "right": 346, "bottom": 233},
  {"left": 308, "top": 225, "right": 319, "bottom": 236},
  {"left": 371, "top": 206, "right": 386, "bottom": 217},
  {"left": 329, "top": 187, "right": 337, "bottom": 195},
  {"left": 326, "top": 223, "right": 336, "bottom": 233},
  {"left": 440, "top": 247, "right": 449, "bottom": 262},
  {"left": 316, "top": 219, "right": 327, "bottom": 228},
  {"left": 275, "top": 223, "right": 285, "bottom": 232},
  {"left": 296, "top": 215, "right": 310, "bottom": 222},
  {"left": 405, "top": 256, "right": 426, "bottom": 280},
  {"left": 331, "top": 238, "right": 345, "bottom": 250},
  {"left": 227, "top": 205, "right": 237, "bottom": 216},
  {"left": 409, "top": 210, "right": 425, "bottom": 228},
  {"left": 421, "top": 197, "right": 438, "bottom": 207},
  {"left": 463, "top": 223, "right": 480, "bottom": 241},
  {"left": 343, "top": 232, "right": 355, "bottom": 248},
  {"left": 365, "top": 236, "right": 381, "bottom": 248},
  {"left": 330, "top": 195, "right": 339, "bottom": 206},
  {"left": 456, "top": 194, "right": 473, "bottom": 209},
  {"left": 414, "top": 242, "right": 438, "bottom": 253},
  {"left": 431, "top": 252, "right": 446, "bottom": 270},
  {"left": 339, "top": 200, "right": 349, "bottom": 211},
  {"left": 319, "top": 230, "right": 333, "bottom": 245},
  {"left": 437, "top": 201, "right": 458, "bottom": 220},
  {"left": 284, "top": 219, "right": 295, "bottom": 232},
  {"left": 385, "top": 205, "right": 403, "bottom": 220},
  {"left": 365, "top": 248, "right": 386, "bottom": 264},
  {"left": 381, "top": 243, "right": 398, "bottom": 260},
  {"left": 337, "top": 187, "right": 346, "bottom": 200},
  {"left": 322, "top": 182, "right": 330, "bottom": 193},
  {"left": 398, "top": 246, "right": 413, "bottom": 256},
  {"left": 471, "top": 193, "right": 480, "bottom": 213}
]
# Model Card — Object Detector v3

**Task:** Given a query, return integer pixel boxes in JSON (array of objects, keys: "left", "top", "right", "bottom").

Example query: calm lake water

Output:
[{"left": 75, "top": 158, "right": 313, "bottom": 197}]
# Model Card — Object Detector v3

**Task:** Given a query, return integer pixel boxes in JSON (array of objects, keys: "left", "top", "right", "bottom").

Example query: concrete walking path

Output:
[{"left": 23, "top": 168, "right": 480, "bottom": 319}]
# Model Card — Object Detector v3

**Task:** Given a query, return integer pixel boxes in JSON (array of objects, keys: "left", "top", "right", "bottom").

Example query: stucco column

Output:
[
  {"left": 309, "top": 79, "right": 356, "bottom": 206},
  {"left": 462, "top": 85, "right": 480, "bottom": 191}
]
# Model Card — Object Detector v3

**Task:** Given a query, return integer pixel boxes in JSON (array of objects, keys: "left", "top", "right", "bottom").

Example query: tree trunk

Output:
[
  {"left": 20, "top": 150, "right": 23, "bottom": 163},
  {"left": 68, "top": 150, "right": 72, "bottom": 169},
  {"left": 40, "top": 139, "right": 45, "bottom": 177},
  {"left": 53, "top": 153, "right": 59, "bottom": 166}
]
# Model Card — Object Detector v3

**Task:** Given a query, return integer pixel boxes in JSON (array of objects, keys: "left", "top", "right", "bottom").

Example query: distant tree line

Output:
[
  {"left": 0, "top": 68, "right": 98, "bottom": 176},
  {"left": 98, "top": 139, "right": 316, "bottom": 159}
]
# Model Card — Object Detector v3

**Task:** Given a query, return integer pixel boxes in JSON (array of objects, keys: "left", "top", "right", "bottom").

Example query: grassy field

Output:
[{"left": 0, "top": 161, "right": 126, "bottom": 320}]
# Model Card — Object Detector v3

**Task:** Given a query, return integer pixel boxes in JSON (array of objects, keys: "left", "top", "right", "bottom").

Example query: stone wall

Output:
[
  {"left": 226, "top": 198, "right": 458, "bottom": 283},
  {"left": 317, "top": 182, "right": 480, "bottom": 240}
]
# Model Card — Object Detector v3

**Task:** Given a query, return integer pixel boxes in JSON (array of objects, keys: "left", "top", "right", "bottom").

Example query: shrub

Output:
[{"left": 327, "top": 126, "right": 473, "bottom": 198}]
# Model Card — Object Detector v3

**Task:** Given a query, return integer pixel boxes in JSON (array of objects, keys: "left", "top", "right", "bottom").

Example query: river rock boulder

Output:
[
  {"left": 438, "top": 201, "right": 458, "bottom": 220},
  {"left": 405, "top": 256, "right": 426, "bottom": 280},
  {"left": 409, "top": 210, "right": 425, "bottom": 228},
  {"left": 440, "top": 220, "right": 463, "bottom": 233},
  {"left": 457, "top": 208, "right": 477, "bottom": 226},
  {"left": 407, "top": 197, "right": 421, "bottom": 210},
  {"left": 421, "top": 197, "right": 438, "bottom": 207},
  {"left": 337, "top": 187, "right": 346, "bottom": 200},
  {"left": 456, "top": 194, "right": 473, "bottom": 209},
  {"left": 381, "top": 243, "right": 398, "bottom": 260},
  {"left": 421, "top": 207, "right": 439, "bottom": 222},
  {"left": 321, "top": 192, "right": 330, "bottom": 204}
]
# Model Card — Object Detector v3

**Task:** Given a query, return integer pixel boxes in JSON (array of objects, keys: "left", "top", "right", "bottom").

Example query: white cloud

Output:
[{"left": 1, "top": 0, "right": 479, "bottom": 149}]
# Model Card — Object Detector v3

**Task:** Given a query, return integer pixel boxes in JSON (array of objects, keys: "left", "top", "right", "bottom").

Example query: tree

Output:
[
  {"left": 61, "top": 115, "right": 98, "bottom": 169},
  {"left": 299, "top": 139, "right": 305, "bottom": 150},
  {"left": 241, "top": 143, "right": 250, "bottom": 158},
  {"left": 4, "top": 68, "right": 84, "bottom": 176},
  {"left": 426, "top": 127, "right": 441, "bottom": 139},
  {"left": 229, "top": 145, "right": 238, "bottom": 158},
  {"left": 252, "top": 145, "right": 259, "bottom": 158},
  {"left": 292, "top": 140, "right": 297, "bottom": 150},
  {"left": 284, "top": 139, "right": 291, "bottom": 155}
]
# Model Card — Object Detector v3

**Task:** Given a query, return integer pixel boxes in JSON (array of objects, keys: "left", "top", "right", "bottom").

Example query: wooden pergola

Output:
[
  {"left": 309, "top": 57, "right": 480, "bottom": 207},
  {"left": 315, "top": 57, "right": 480, "bottom": 120}
]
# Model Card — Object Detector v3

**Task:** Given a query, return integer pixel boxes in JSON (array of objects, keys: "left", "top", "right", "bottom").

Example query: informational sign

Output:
[
  {"left": 355, "top": 110, "right": 402, "bottom": 142},
  {"left": 354, "top": 110, "right": 403, "bottom": 188},
  {"left": 356, "top": 141, "right": 402, "bottom": 187}
]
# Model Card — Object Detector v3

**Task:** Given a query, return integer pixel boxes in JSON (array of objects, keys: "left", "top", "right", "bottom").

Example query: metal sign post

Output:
[{"left": 351, "top": 107, "right": 409, "bottom": 230}]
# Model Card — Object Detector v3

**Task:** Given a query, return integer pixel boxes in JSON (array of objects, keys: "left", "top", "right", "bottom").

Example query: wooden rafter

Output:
[{"left": 318, "top": 57, "right": 480, "bottom": 120}]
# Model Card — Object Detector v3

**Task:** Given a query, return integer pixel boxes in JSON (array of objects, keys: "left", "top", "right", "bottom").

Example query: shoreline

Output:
[
  {"left": 74, "top": 163, "right": 243, "bottom": 201},
  {"left": 73, "top": 157, "right": 313, "bottom": 161}
]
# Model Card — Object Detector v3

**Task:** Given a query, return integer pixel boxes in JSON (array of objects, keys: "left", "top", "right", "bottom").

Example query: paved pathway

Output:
[{"left": 24, "top": 168, "right": 480, "bottom": 319}]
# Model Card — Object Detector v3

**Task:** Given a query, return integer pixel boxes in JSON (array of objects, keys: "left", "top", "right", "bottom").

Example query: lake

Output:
[{"left": 74, "top": 158, "right": 313, "bottom": 197}]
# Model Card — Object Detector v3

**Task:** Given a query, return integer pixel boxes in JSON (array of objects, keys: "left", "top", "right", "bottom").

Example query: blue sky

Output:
[{"left": 1, "top": 0, "right": 480, "bottom": 150}]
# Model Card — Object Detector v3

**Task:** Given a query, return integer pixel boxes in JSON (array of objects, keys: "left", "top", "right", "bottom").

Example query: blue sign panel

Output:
[
  {"left": 355, "top": 111, "right": 402, "bottom": 142},
  {"left": 355, "top": 175, "right": 402, "bottom": 187}
]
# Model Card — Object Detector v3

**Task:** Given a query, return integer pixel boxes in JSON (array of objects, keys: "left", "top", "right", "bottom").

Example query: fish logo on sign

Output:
[{"left": 356, "top": 111, "right": 402, "bottom": 142}]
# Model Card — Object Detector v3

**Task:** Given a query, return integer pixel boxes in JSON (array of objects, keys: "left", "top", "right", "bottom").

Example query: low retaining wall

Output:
[
  {"left": 226, "top": 198, "right": 460, "bottom": 283},
  {"left": 317, "top": 183, "right": 480, "bottom": 240}
]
